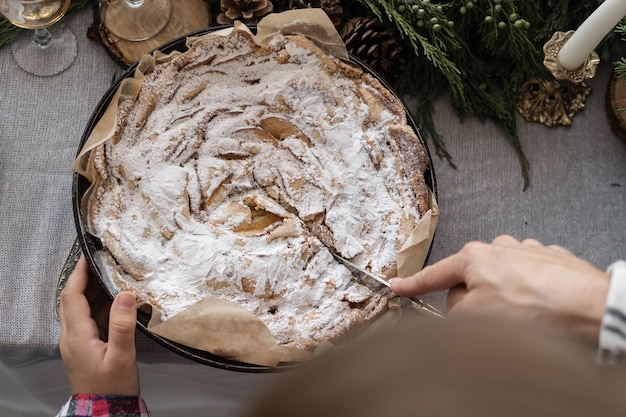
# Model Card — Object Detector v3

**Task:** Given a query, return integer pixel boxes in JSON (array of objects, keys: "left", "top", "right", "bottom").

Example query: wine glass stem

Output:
[{"left": 33, "top": 28, "right": 53, "bottom": 49}]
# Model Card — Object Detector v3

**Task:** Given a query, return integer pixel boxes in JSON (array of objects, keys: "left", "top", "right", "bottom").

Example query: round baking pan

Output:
[{"left": 72, "top": 25, "right": 437, "bottom": 372}]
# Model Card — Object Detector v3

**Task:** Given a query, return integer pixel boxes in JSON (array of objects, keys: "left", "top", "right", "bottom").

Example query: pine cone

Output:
[
  {"left": 217, "top": 0, "right": 274, "bottom": 25},
  {"left": 274, "top": 0, "right": 343, "bottom": 27},
  {"left": 339, "top": 17, "right": 406, "bottom": 81}
]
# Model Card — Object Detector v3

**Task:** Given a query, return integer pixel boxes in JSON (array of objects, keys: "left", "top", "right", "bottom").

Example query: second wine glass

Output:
[{"left": 100, "top": 0, "right": 172, "bottom": 42}]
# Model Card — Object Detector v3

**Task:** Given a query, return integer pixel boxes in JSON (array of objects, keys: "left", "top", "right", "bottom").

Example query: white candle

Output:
[{"left": 558, "top": 0, "right": 626, "bottom": 71}]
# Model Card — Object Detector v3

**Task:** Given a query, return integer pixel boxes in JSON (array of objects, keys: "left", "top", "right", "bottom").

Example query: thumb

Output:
[{"left": 106, "top": 292, "right": 137, "bottom": 358}]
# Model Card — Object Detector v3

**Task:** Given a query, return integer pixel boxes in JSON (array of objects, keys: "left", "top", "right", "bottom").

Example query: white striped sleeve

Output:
[{"left": 599, "top": 261, "right": 626, "bottom": 364}]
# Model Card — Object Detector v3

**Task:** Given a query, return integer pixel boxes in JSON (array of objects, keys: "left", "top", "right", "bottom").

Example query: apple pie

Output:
[{"left": 86, "top": 28, "right": 430, "bottom": 353}]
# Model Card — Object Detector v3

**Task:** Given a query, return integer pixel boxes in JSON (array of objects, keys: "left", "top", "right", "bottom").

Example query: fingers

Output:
[
  {"left": 390, "top": 240, "right": 493, "bottom": 296},
  {"left": 390, "top": 235, "right": 573, "bottom": 300},
  {"left": 496, "top": 236, "right": 573, "bottom": 257},
  {"left": 390, "top": 251, "right": 470, "bottom": 296},
  {"left": 60, "top": 255, "right": 89, "bottom": 307},
  {"left": 60, "top": 255, "right": 96, "bottom": 337},
  {"left": 60, "top": 256, "right": 137, "bottom": 356},
  {"left": 106, "top": 292, "right": 137, "bottom": 361},
  {"left": 547, "top": 244, "right": 574, "bottom": 256},
  {"left": 520, "top": 238, "right": 574, "bottom": 256},
  {"left": 521, "top": 238, "right": 544, "bottom": 248},
  {"left": 391, "top": 238, "right": 507, "bottom": 297},
  {"left": 491, "top": 234, "right": 519, "bottom": 246}
]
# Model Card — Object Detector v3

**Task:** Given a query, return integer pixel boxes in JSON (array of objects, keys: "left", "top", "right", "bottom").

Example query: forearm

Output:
[{"left": 56, "top": 394, "right": 150, "bottom": 417}]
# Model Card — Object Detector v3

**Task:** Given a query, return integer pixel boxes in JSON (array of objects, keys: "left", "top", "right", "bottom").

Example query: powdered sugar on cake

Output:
[{"left": 88, "top": 29, "right": 429, "bottom": 351}]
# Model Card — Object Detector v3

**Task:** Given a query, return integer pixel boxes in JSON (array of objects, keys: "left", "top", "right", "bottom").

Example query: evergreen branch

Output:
[
  {"left": 357, "top": 0, "right": 539, "bottom": 187},
  {"left": 612, "top": 19, "right": 626, "bottom": 87},
  {"left": 360, "top": 0, "right": 625, "bottom": 189},
  {"left": 615, "top": 58, "right": 626, "bottom": 82},
  {"left": 356, "top": 0, "right": 466, "bottom": 108}
]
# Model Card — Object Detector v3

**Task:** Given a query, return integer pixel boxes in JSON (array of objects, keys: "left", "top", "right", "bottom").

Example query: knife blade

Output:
[{"left": 332, "top": 253, "right": 446, "bottom": 319}]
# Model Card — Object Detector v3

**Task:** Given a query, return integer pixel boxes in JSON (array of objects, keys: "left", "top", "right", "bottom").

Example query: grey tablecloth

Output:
[{"left": 1, "top": 7, "right": 625, "bottom": 417}]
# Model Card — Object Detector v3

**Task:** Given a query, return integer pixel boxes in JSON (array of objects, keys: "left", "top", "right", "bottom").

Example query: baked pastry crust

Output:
[{"left": 87, "top": 29, "right": 430, "bottom": 353}]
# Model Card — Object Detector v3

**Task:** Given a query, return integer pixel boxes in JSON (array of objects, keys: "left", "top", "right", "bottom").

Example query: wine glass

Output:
[
  {"left": 100, "top": 0, "right": 172, "bottom": 42},
  {"left": 0, "top": 0, "right": 77, "bottom": 76}
]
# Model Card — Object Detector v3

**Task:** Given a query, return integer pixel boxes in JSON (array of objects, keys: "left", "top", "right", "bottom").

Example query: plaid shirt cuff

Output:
[{"left": 56, "top": 394, "right": 150, "bottom": 417}]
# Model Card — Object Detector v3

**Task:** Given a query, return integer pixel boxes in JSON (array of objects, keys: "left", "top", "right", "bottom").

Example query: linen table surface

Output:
[{"left": 1, "top": 7, "right": 625, "bottom": 417}]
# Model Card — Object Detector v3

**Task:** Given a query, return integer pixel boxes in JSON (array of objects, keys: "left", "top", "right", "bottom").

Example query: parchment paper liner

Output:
[{"left": 74, "top": 9, "right": 439, "bottom": 368}]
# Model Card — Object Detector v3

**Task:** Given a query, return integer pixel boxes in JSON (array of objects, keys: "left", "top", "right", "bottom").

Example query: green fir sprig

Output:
[
  {"left": 614, "top": 21, "right": 626, "bottom": 85},
  {"left": 349, "top": 0, "right": 623, "bottom": 190}
]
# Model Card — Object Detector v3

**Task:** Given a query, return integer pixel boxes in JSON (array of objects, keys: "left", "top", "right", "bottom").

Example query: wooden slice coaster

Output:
[
  {"left": 607, "top": 70, "right": 626, "bottom": 142},
  {"left": 97, "top": 0, "right": 212, "bottom": 67}
]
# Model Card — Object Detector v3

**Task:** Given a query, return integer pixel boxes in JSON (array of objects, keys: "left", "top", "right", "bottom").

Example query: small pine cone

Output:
[
  {"left": 217, "top": 0, "right": 274, "bottom": 25},
  {"left": 340, "top": 17, "right": 406, "bottom": 81},
  {"left": 274, "top": 0, "right": 343, "bottom": 27}
]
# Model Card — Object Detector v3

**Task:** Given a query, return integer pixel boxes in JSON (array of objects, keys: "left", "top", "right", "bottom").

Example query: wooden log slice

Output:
[{"left": 98, "top": 0, "right": 212, "bottom": 67}]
